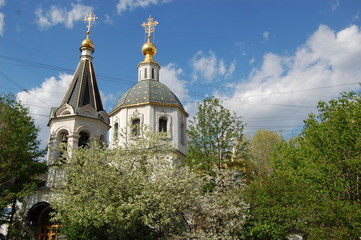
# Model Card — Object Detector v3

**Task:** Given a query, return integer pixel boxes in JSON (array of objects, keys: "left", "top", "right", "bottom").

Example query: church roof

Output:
[
  {"left": 110, "top": 79, "right": 186, "bottom": 115},
  {"left": 60, "top": 59, "right": 104, "bottom": 112},
  {"left": 110, "top": 16, "right": 188, "bottom": 117}
]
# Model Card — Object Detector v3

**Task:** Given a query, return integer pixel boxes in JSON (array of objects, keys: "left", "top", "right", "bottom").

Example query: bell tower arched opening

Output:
[{"left": 78, "top": 131, "right": 90, "bottom": 148}]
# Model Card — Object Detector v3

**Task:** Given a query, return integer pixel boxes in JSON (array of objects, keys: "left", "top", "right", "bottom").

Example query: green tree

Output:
[
  {"left": 185, "top": 97, "right": 249, "bottom": 239},
  {"left": 245, "top": 90, "right": 361, "bottom": 239},
  {"left": 186, "top": 97, "right": 248, "bottom": 174},
  {"left": 249, "top": 130, "right": 282, "bottom": 179},
  {"left": 244, "top": 161, "right": 311, "bottom": 239},
  {"left": 0, "top": 93, "right": 46, "bottom": 239}
]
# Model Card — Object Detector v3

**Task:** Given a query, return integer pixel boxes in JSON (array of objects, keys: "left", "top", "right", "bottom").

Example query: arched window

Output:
[
  {"left": 59, "top": 131, "right": 68, "bottom": 160},
  {"left": 132, "top": 119, "right": 140, "bottom": 136},
  {"left": 114, "top": 123, "right": 119, "bottom": 141},
  {"left": 144, "top": 68, "right": 147, "bottom": 79},
  {"left": 61, "top": 132, "right": 68, "bottom": 144},
  {"left": 159, "top": 118, "right": 167, "bottom": 132},
  {"left": 180, "top": 122, "right": 185, "bottom": 144},
  {"left": 78, "top": 131, "right": 90, "bottom": 148},
  {"left": 152, "top": 68, "right": 155, "bottom": 79}
]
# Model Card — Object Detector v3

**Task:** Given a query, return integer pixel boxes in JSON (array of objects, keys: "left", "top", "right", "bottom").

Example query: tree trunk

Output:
[{"left": 5, "top": 198, "right": 17, "bottom": 240}]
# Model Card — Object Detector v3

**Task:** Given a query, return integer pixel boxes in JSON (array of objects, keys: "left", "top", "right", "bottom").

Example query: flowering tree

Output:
[{"left": 51, "top": 128, "right": 248, "bottom": 239}]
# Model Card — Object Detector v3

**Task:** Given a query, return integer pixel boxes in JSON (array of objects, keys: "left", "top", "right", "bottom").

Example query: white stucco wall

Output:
[{"left": 109, "top": 104, "right": 187, "bottom": 154}]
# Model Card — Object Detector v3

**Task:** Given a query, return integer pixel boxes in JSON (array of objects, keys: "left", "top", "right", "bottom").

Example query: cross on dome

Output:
[
  {"left": 142, "top": 15, "right": 159, "bottom": 38},
  {"left": 84, "top": 12, "right": 98, "bottom": 35},
  {"left": 81, "top": 12, "right": 97, "bottom": 52}
]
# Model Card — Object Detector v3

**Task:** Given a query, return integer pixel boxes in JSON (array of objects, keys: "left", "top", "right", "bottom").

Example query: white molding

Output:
[{"left": 56, "top": 103, "right": 74, "bottom": 116}]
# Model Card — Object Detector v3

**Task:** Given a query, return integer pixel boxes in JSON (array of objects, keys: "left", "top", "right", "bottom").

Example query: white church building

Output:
[{"left": 7, "top": 15, "right": 188, "bottom": 240}]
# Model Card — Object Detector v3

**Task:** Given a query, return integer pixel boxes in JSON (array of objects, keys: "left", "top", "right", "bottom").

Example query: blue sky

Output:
[{"left": 1, "top": 0, "right": 361, "bottom": 147}]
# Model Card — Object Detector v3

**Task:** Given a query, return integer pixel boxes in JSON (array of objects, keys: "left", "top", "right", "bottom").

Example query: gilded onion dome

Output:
[
  {"left": 141, "top": 36, "right": 157, "bottom": 63},
  {"left": 81, "top": 36, "right": 94, "bottom": 49}
]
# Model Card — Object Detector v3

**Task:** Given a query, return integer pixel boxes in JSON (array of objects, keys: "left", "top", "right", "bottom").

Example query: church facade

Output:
[
  {"left": 4, "top": 15, "right": 188, "bottom": 240},
  {"left": 108, "top": 16, "right": 188, "bottom": 155}
]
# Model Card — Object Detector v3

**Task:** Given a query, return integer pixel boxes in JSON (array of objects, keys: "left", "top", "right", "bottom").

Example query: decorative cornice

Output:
[
  {"left": 47, "top": 114, "right": 110, "bottom": 129},
  {"left": 109, "top": 101, "right": 189, "bottom": 117}
]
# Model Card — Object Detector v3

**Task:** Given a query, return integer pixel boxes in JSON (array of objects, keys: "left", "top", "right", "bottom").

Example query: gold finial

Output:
[
  {"left": 84, "top": 12, "right": 98, "bottom": 35},
  {"left": 81, "top": 12, "right": 97, "bottom": 50},
  {"left": 140, "top": 16, "right": 159, "bottom": 64},
  {"left": 142, "top": 15, "right": 159, "bottom": 39}
]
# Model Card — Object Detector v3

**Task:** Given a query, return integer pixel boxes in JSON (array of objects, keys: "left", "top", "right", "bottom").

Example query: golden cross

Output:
[
  {"left": 84, "top": 12, "right": 97, "bottom": 34},
  {"left": 142, "top": 16, "right": 159, "bottom": 38}
]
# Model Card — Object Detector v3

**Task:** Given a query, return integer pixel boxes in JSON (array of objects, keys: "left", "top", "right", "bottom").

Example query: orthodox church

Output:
[{"left": 15, "top": 14, "right": 188, "bottom": 240}]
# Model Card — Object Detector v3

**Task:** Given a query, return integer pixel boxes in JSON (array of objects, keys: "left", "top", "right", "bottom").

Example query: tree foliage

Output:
[
  {"left": 51, "top": 129, "right": 248, "bottom": 239},
  {"left": 248, "top": 130, "right": 282, "bottom": 179},
  {"left": 183, "top": 97, "right": 249, "bottom": 239},
  {"left": 189, "top": 169, "right": 249, "bottom": 240},
  {"left": 0, "top": 93, "right": 46, "bottom": 237},
  {"left": 245, "top": 90, "right": 361, "bottom": 239},
  {"left": 186, "top": 97, "right": 248, "bottom": 174}
]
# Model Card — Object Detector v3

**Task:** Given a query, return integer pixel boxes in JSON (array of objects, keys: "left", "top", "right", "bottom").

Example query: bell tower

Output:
[
  {"left": 24, "top": 13, "right": 110, "bottom": 240},
  {"left": 46, "top": 13, "right": 110, "bottom": 187}
]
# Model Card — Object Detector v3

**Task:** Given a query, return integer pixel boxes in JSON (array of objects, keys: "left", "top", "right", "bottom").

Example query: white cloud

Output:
[
  {"left": 352, "top": 10, "right": 360, "bottom": 21},
  {"left": 191, "top": 51, "right": 236, "bottom": 82},
  {"left": 117, "top": 0, "right": 172, "bottom": 14},
  {"left": 35, "top": 3, "right": 93, "bottom": 30},
  {"left": 16, "top": 24, "right": 22, "bottom": 33},
  {"left": 235, "top": 42, "right": 247, "bottom": 56},
  {"left": 228, "top": 61, "right": 236, "bottom": 78},
  {"left": 215, "top": 25, "right": 361, "bottom": 136},
  {"left": 100, "top": 91, "right": 117, "bottom": 112},
  {"left": 263, "top": 31, "right": 269, "bottom": 41},
  {"left": 160, "top": 63, "right": 189, "bottom": 102},
  {"left": 0, "top": 13, "right": 4, "bottom": 36},
  {"left": 331, "top": 0, "right": 340, "bottom": 11},
  {"left": 0, "top": 0, "right": 5, "bottom": 36},
  {"left": 17, "top": 73, "right": 73, "bottom": 149},
  {"left": 104, "top": 14, "right": 113, "bottom": 24}
]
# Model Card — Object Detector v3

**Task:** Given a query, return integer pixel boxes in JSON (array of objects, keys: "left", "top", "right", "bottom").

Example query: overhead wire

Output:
[
  {"left": 1, "top": 54, "right": 358, "bottom": 102},
  {"left": 1, "top": 54, "right": 359, "bottom": 134},
  {"left": 0, "top": 71, "right": 52, "bottom": 108}
]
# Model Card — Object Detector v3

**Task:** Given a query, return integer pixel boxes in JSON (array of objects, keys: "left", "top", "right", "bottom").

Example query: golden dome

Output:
[
  {"left": 142, "top": 40, "right": 157, "bottom": 56},
  {"left": 141, "top": 37, "right": 157, "bottom": 62},
  {"left": 81, "top": 37, "right": 94, "bottom": 48}
]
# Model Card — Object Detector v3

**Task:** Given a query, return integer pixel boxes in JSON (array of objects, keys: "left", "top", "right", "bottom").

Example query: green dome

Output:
[{"left": 112, "top": 80, "right": 184, "bottom": 111}]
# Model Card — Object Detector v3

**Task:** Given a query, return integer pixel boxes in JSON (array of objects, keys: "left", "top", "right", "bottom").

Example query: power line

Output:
[
  {"left": 29, "top": 113, "right": 50, "bottom": 117},
  {"left": 0, "top": 71, "right": 52, "bottom": 108},
  {"left": 1, "top": 54, "right": 358, "bottom": 133},
  {"left": 1, "top": 54, "right": 358, "bottom": 100},
  {"left": 226, "top": 82, "right": 360, "bottom": 100}
]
